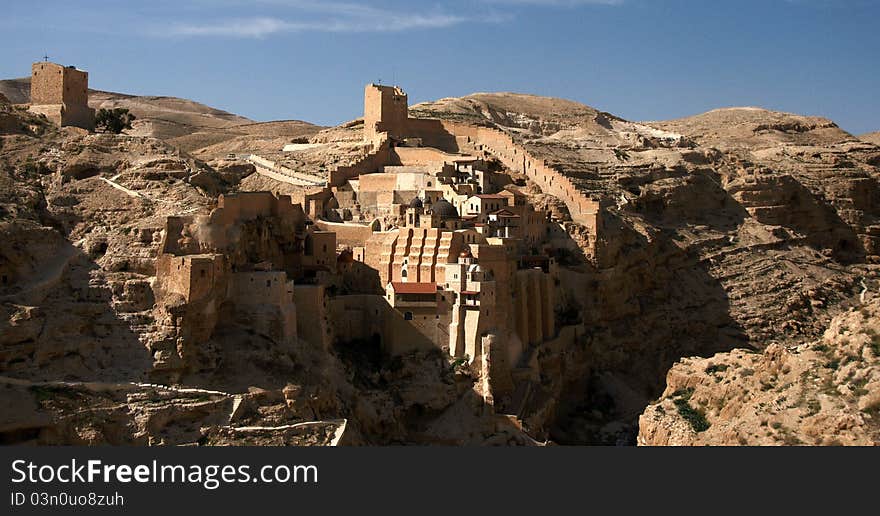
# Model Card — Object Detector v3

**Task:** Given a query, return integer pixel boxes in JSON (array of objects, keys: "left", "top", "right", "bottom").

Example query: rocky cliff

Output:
[
  {"left": 638, "top": 297, "right": 880, "bottom": 445},
  {"left": 2, "top": 86, "right": 878, "bottom": 445}
]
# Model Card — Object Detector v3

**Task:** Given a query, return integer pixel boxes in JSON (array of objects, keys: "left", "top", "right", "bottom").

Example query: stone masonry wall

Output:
[{"left": 30, "top": 62, "right": 94, "bottom": 131}]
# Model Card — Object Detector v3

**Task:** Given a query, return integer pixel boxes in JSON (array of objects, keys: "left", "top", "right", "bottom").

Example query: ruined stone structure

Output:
[
  {"left": 153, "top": 192, "right": 336, "bottom": 375},
  {"left": 29, "top": 62, "right": 95, "bottom": 131}
]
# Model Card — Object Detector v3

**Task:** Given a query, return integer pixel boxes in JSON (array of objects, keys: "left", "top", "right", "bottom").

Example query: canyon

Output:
[{"left": 1, "top": 69, "right": 878, "bottom": 446}]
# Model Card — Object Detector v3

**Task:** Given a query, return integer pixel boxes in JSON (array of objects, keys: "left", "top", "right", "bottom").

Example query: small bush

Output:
[
  {"left": 674, "top": 398, "right": 710, "bottom": 433},
  {"left": 671, "top": 388, "right": 710, "bottom": 432},
  {"left": 96, "top": 108, "right": 136, "bottom": 134},
  {"left": 706, "top": 364, "right": 729, "bottom": 375}
]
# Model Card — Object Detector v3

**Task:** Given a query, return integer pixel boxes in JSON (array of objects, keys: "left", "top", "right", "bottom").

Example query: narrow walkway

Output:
[{"left": 242, "top": 153, "right": 327, "bottom": 186}]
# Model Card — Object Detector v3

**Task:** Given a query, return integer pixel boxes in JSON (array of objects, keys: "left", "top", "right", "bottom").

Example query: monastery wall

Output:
[
  {"left": 512, "top": 269, "right": 555, "bottom": 347},
  {"left": 357, "top": 174, "right": 398, "bottom": 211},
  {"left": 444, "top": 122, "right": 602, "bottom": 231},
  {"left": 406, "top": 118, "right": 459, "bottom": 150},
  {"left": 209, "top": 192, "right": 302, "bottom": 226},
  {"left": 360, "top": 83, "right": 604, "bottom": 238},
  {"left": 314, "top": 220, "right": 376, "bottom": 247},
  {"left": 328, "top": 295, "right": 437, "bottom": 355},
  {"left": 390, "top": 147, "right": 460, "bottom": 167},
  {"left": 328, "top": 139, "right": 392, "bottom": 187},
  {"left": 156, "top": 254, "right": 227, "bottom": 304},
  {"left": 405, "top": 118, "right": 604, "bottom": 233},
  {"left": 230, "top": 271, "right": 297, "bottom": 343},
  {"left": 294, "top": 285, "right": 330, "bottom": 351}
]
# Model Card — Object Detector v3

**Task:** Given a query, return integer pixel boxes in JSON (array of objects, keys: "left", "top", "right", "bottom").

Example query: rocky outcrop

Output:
[{"left": 638, "top": 297, "right": 880, "bottom": 446}]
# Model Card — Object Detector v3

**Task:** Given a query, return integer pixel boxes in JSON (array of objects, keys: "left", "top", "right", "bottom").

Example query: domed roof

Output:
[
  {"left": 408, "top": 196, "right": 423, "bottom": 208},
  {"left": 430, "top": 198, "right": 459, "bottom": 219}
]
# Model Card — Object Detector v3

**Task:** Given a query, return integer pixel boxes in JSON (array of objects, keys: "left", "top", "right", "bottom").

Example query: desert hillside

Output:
[
  {"left": 409, "top": 92, "right": 880, "bottom": 443},
  {"left": 1, "top": 85, "right": 878, "bottom": 445},
  {"left": 861, "top": 132, "right": 880, "bottom": 146},
  {"left": 0, "top": 77, "right": 324, "bottom": 157}
]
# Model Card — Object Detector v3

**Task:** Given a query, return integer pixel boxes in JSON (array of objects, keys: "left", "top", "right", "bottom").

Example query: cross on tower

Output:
[{"left": 42, "top": 54, "right": 49, "bottom": 62}]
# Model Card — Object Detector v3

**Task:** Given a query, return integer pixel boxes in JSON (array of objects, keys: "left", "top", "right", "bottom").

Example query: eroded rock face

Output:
[
  {"left": 2, "top": 90, "right": 880, "bottom": 446},
  {"left": 638, "top": 298, "right": 880, "bottom": 446}
]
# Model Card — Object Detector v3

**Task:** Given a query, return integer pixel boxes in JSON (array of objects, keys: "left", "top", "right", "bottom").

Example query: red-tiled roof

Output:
[
  {"left": 461, "top": 290, "right": 480, "bottom": 295},
  {"left": 390, "top": 282, "right": 437, "bottom": 294},
  {"left": 489, "top": 209, "right": 519, "bottom": 217},
  {"left": 475, "top": 194, "right": 506, "bottom": 199}
]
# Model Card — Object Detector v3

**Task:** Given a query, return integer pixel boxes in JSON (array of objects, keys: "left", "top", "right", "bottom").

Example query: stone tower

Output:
[
  {"left": 363, "top": 84, "right": 408, "bottom": 143},
  {"left": 29, "top": 62, "right": 96, "bottom": 131}
]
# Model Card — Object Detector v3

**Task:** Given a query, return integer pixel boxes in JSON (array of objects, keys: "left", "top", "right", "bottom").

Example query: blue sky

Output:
[{"left": 1, "top": 0, "right": 878, "bottom": 134}]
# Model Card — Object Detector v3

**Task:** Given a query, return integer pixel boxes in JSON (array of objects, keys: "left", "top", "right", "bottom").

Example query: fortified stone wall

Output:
[
  {"left": 209, "top": 192, "right": 304, "bottom": 228},
  {"left": 230, "top": 271, "right": 297, "bottom": 343},
  {"left": 293, "top": 285, "right": 330, "bottom": 351},
  {"left": 390, "top": 147, "right": 464, "bottom": 167},
  {"left": 359, "top": 82, "right": 606, "bottom": 237},
  {"left": 155, "top": 254, "right": 227, "bottom": 304},
  {"left": 328, "top": 295, "right": 436, "bottom": 355},
  {"left": 434, "top": 121, "right": 605, "bottom": 232},
  {"left": 512, "top": 269, "right": 555, "bottom": 347},
  {"left": 314, "top": 220, "right": 377, "bottom": 248},
  {"left": 328, "top": 139, "right": 392, "bottom": 187},
  {"left": 357, "top": 174, "right": 398, "bottom": 212}
]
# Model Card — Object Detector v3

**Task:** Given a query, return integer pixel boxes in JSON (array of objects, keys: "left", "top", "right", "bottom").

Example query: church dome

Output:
[
  {"left": 408, "top": 196, "right": 423, "bottom": 208},
  {"left": 430, "top": 198, "right": 459, "bottom": 219}
]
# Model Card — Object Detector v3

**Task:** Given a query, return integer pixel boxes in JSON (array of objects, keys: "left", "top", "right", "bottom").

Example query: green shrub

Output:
[
  {"left": 705, "top": 364, "right": 729, "bottom": 375},
  {"left": 671, "top": 388, "right": 710, "bottom": 432},
  {"left": 674, "top": 398, "right": 710, "bottom": 432},
  {"left": 96, "top": 108, "right": 136, "bottom": 134}
]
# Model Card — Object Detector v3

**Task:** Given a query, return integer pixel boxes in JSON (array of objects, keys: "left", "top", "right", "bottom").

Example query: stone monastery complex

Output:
[{"left": 25, "top": 65, "right": 608, "bottom": 420}]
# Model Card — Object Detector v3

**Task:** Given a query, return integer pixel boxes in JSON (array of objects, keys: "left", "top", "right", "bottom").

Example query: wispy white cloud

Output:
[{"left": 162, "top": 1, "right": 474, "bottom": 38}]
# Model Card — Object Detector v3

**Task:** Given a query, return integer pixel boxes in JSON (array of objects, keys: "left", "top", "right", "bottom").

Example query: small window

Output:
[
  {"left": 266, "top": 280, "right": 271, "bottom": 288},
  {"left": 404, "top": 312, "right": 413, "bottom": 321},
  {"left": 200, "top": 270, "right": 206, "bottom": 278}
]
